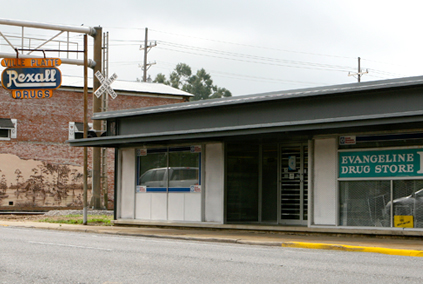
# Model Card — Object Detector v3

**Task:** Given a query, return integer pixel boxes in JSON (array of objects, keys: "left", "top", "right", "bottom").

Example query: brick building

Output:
[{"left": 0, "top": 76, "right": 191, "bottom": 211}]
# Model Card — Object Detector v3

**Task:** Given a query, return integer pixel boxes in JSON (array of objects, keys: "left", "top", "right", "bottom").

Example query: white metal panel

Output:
[
  {"left": 61, "top": 76, "right": 192, "bottom": 97},
  {"left": 151, "top": 193, "right": 167, "bottom": 220},
  {"left": 168, "top": 193, "right": 185, "bottom": 221},
  {"left": 119, "top": 148, "right": 136, "bottom": 219},
  {"left": 313, "top": 137, "right": 337, "bottom": 225},
  {"left": 185, "top": 193, "right": 202, "bottom": 222},
  {"left": 68, "top": 122, "right": 75, "bottom": 140},
  {"left": 204, "top": 143, "right": 225, "bottom": 223},
  {"left": 116, "top": 149, "right": 122, "bottom": 219},
  {"left": 135, "top": 193, "right": 151, "bottom": 220},
  {"left": 10, "top": 119, "right": 17, "bottom": 139}
]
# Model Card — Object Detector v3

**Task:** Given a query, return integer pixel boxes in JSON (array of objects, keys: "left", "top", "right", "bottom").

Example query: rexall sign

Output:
[{"left": 339, "top": 148, "right": 423, "bottom": 178}]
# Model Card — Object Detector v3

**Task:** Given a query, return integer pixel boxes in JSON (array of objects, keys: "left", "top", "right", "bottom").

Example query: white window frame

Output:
[{"left": 0, "top": 118, "right": 17, "bottom": 140}]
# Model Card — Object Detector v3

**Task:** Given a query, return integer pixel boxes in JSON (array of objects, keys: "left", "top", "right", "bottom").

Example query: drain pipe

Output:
[{"left": 308, "top": 139, "right": 314, "bottom": 227}]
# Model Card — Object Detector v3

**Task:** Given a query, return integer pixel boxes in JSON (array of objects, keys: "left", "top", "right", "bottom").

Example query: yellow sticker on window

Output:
[{"left": 394, "top": 215, "right": 414, "bottom": 228}]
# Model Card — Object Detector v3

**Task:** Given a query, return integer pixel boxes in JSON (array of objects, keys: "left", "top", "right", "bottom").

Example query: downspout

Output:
[
  {"left": 114, "top": 147, "right": 118, "bottom": 221},
  {"left": 308, "top": 139, "right": 314, "bottom": 227}
]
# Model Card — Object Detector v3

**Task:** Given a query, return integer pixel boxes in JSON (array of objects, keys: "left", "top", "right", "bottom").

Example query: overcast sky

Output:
[{"left": 1, "top": 0, "right": 422, "bottom": 96}]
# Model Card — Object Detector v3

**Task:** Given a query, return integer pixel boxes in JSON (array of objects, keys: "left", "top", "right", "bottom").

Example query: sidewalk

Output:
[{"left": 1, "top": 220, "right": 423, "bottom": 257}]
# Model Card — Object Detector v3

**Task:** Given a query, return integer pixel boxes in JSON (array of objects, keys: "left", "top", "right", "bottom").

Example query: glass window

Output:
[
  {"left": 261, "top": 144, "right": 278, "bottom": 222},
  {"left": 168, "top": 148, "right": 200, "bottom": 190},
  {"left": 339, "top": 180, "right": 423, "bottom": 228},
  {"left": 137, "top": 150, "right": 168, "bottom": 190},
  {"left": 339, "top": 181, "right": 390, "bottom": 227},
  {"left": 226, "top": 143, "right": 259, "bottom": 222},
  {"left": 136, "top": 147, "right": 201, "bottom": 192},
  {"left": 0, "top": 129, "right": 9, "bottom": 138},
  {"left": 392, "top": 180, "right": 423, "bottom": 228}
]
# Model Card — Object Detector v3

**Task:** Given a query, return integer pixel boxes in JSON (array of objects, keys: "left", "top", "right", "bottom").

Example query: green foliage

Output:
[
  {"left": 154, "top": 63, "right": 232, "bottom": 101},
  {"left": 154, "top": 73, "right": 167, "bottom": 84},
  {"left": 38, "top": 214, "right": 113, "bottom": 226}
]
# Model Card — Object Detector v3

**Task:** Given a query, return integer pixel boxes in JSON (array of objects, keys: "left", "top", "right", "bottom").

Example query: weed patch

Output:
[{"left": 38, "top": 214, "right": 113, "bottom": 226}]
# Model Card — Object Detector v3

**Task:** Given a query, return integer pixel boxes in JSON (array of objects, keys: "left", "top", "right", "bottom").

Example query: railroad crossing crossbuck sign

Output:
[{"left": 94, "top": 71, "right": 118, "bottom": 99}]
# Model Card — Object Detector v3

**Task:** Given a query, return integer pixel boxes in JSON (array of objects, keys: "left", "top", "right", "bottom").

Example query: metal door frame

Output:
[{"left": 278, "top": 143, "right": 308, "bottom": 225}]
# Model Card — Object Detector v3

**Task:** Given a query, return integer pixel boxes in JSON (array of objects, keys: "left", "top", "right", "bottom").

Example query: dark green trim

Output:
[{"left": 68, "top": 111, "right": 423, "bottom": 148}]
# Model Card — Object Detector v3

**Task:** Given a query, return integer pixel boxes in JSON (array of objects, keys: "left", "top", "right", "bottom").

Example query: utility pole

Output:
[
  {"left": 101, "top": 31, "right": 109, "bottom": 209},
  {"left": 140, "top": 28, "right": 157, "bottom": 82},
  {"left": 83, "top": 33, "right": 88, "bottom": 225},
  {"left": 348, "top": 57, "right": 368, "bottom": 82},
  {"left": 92, "top": 26, "right": 103, "bottom": 209}
]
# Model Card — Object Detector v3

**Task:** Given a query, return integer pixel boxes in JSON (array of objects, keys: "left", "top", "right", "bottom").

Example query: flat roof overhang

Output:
[
  {"left": 68, "top": 109, "right": 423, "bottom": 147},
  {"left": 91, "top": 76, "right": 423, "bottom": 120}
]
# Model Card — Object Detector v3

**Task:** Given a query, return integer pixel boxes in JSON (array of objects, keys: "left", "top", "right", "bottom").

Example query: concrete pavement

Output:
[{"left": 1, "top": 219, "right": 423, "bottom": 257}]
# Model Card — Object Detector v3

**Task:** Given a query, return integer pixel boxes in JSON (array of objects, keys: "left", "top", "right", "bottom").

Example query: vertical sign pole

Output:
[
  {"left": 83, "top": 34, "right": 88, "bottom": 225},
  {"left": 92, "top": 27, "right": 103, "bottom": 209}
]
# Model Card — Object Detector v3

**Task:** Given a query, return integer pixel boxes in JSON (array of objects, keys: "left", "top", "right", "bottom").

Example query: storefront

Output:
[
  {"left": 70, "top": 75, "right": 423, "bottom": 233},
  {"left": 134, "top": 146, "right": 202, "bottom": 221},
  {"left": 338, "top": 135, "right": 423, "bottom": 228}
]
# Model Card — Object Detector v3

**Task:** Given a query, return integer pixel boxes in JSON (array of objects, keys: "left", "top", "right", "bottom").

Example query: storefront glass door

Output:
[
  {"left": 226, "top": 143, "right": 278, "bottom": 223},
  {"left": 279, "top": 145, "right": 308, "bottom": 225}
]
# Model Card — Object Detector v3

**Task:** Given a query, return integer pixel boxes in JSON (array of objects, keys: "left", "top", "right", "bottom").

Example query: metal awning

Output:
[
  {"left": 67, "top": 75, "right": 423, "bottom": 148},
  {"left": 75, "top": 122, "right": 84, "bottom": 132},
  {"left": 91, "top": 76, "right": 423, "bottom": 120},
  {"left": 0, "top": 118, "right": 14, "bottom": 129},
  {"left": 68, "top": 109, "right": 423, "bottom": 147}
]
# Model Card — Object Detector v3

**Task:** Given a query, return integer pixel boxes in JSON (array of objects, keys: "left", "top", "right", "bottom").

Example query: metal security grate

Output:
[
  {"left": 392, "top": 180, "right": 423, "bottom": 228},
  {"left": 339, "top": 181, "right": 390, "bottom": 227},
  {"left": 280, "top": 146, "right": 308, "bottom": 222},
  {"left": 340, "top": 180, "right": 423, "bottom": 228}
]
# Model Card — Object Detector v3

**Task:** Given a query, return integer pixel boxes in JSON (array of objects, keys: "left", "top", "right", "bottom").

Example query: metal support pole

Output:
[
  {"left": 307, "top": 139, "right": 314, "bottom": 227},
  {"left": 83, "top": 34, "right": 88, "bottom": 225},
  {"left": 101, "top": 31, "right": 109, "bottom": 209},
  {"left": 143, "top": 28, "right": 148, "bottom": 82},
  {"left": 0, "top": 18, "right": 96, "bottom": 36},
  {"left": 92, "top": 26, "right": 103, "bottom": 209}
]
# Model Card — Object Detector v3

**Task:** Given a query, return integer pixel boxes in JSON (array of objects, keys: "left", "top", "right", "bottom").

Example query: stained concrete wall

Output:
[
  {"left": 313, "top": 137, "right": 338, "bottom": 225},
  {"left": 204, "top": 143, "right": 225, "bottom": 223},
  {"left": 119, "top": 148, "right": 135, "bottom": 219}
]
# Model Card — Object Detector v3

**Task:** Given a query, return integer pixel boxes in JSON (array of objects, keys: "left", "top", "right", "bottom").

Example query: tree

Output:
[
  {"left": 0, "top": 171, "right": 7, "bottom": 193},
  {"left": 154, "top": 63, "right": 232, "bottom": 101},
  {"left": 14, "top": 169, "right": 23, "bottom": 187}
]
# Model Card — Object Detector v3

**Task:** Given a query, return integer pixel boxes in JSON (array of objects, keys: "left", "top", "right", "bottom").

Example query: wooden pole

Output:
[{"left": 83, "top": 34, "right": 88, "bottom": 225}]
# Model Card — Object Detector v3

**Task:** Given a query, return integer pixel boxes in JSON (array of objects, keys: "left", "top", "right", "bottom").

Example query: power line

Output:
[
  {"left": 152, "top": 61, "right": 322, "bottom": 86},
  {"left": 158, "top": 41, "right": 355, "bottom": 70},
  {"left": 149, "top": 28, "right": 356, "bottom": 60},
  {"left": 107, "top": 34, "right": 408, "bottom": 79},
  {"left": 109, "top": 39, "right": 355, "bottom": 71},
  {"left": 157, "top": 46, "right": 353, "bottom": 73}
]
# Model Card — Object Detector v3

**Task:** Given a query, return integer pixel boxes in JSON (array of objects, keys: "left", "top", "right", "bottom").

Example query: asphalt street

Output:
[
  {"left": 1, "top": 219, "right": 423, "bottom": 257},
  {"left": 1, "top": 226, "right": 423, "bottom": 284}
]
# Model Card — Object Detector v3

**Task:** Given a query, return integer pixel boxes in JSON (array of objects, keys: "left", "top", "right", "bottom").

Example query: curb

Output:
[
  {"left": 2, "top": 221, "right": 423, "bottom": 257},
  {"left": 281, "top": 242, "right": 423, "bottom": 257}
]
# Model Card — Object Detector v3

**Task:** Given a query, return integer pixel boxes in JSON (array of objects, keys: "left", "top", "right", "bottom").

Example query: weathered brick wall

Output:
[{"left": 0, "top": 87, "right": 185, "bottom": 210}]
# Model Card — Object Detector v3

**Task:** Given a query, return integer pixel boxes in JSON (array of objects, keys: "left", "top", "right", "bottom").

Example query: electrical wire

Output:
[
  {"left": 149, "top": 61, "right": 322, "bottom": 86},
  {"left": 159, "top": 41, "right": 355, "bottom": 69},
  {"left": 157, "top": 46, "right": 353, "bottom": 72},
  {"left": 149, "top": 28, "right": 356, "bottom": 60}
]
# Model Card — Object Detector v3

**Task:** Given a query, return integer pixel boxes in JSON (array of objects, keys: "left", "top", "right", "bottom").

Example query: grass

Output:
[{"left": 38, "top": 214, "right": 113, "bottom": 226}]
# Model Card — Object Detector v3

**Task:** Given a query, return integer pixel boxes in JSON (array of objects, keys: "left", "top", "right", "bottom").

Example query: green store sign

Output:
[{"left": 339, "top": 148, "right": 423, "bottom": 178}]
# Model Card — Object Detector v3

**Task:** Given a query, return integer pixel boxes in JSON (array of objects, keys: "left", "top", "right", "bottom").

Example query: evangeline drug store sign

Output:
[
  {"left": 339, "top": 148, "right": 423, "bottom": 178},
  {"left": 1, "top": 58, "right": 62, "bottom": 99}
]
